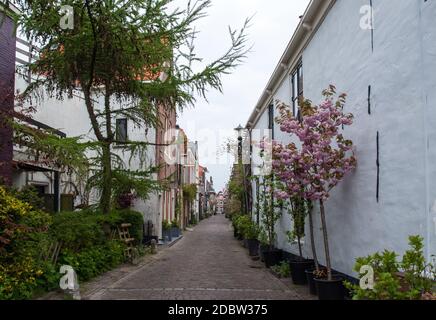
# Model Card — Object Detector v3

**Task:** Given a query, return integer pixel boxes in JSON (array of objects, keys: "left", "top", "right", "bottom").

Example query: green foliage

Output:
[
  {"left": 271, "top": 261, "right": 291, "bottom": 278},
  {"left": 58, "top": 240, "right": 125, "bottom": 282},
  {"left": 232, "top": 214, "right": 258, "bottom": 239},
  {"left": 14, "top": 0, "right": 249, "bottom": 214},
  {"left": 345, "top": 235, "right": 435, "bottom": 300},
  {"left": 190, "top": 215, "right": 198, "bottom": 226},
  {"left": 0, "top": 187, "right": 142, "bottom": 299},
  {"left": 258, "top": 175, "right": 282, "bottom": 248},
  {"left": 50, "top": 211, "right": 105, "bottom": 251},
  {"left": 10, "top": 185, "right": 45, "bottom": 211},
  {"left": 12, "top": 121, "right": 90, "bottom": 175},
  {"left": 162, "top": 220, "right": 171, "bottom": 231},
  {"left": 171, "top": 219, "right": 180, "bottom": 228},
  {"left": 183, "top": 184, "right": 197, "bottom": 202}
]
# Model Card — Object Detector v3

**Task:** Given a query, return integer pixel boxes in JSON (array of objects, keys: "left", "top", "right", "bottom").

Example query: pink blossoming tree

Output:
[{"left": 274, "top": 85, "right": 357, "bottom": 280}]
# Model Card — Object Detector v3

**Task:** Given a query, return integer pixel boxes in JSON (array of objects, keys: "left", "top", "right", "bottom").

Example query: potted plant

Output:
[
  {"left": 259, "top": 174, "right": 282, "bottom": 268},
  {"left": 281, "top": 193, "right": 314, "bottom": 285},
  {"left": 275, "top": 86, "right": 357, "bottom": 299},
  {"left": 244, "top": 221, "right": 260, "bottom": 257},
  {"left": 258, "top": 229, "right": 269, "bottom": 262},
  {"left": 171, "top": 219, "right": 180, "bottom": 238},
  {"left": 162, "top": 220, "right": 172, "bottom": 242},
  {"left": 345, "top": 235, "right": 435, "bottom": 300}
]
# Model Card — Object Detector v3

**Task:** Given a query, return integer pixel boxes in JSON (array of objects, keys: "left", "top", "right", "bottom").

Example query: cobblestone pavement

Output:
[{"left": 88, "top": 215, "right": 313, "bottom": 300}]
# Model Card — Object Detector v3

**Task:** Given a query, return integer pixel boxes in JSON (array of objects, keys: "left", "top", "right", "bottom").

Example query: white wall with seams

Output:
[
  {"left": 13, "top": 73, "right": 161, "bottom": 235},
  {"left": 251, "top": 0, "right": 436, "bottom": 276}
]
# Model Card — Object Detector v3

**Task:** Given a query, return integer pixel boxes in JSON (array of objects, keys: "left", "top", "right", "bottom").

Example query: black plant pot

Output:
[
  {"left": 242, "top": 239, "right": 248, "bottom": 248},
  {"left": 259, "top": 245, "right": 269, "bottom": 262},
  {"left": 314, "top": 277, "right": 345, "bottom": 300},
  {"left": 171, "top": 227, "right": 180, "bottom": 238},
  {"left": 163, "top": 229, "right": 172, "bottom": 242},
  {"left": 263, "top": 250, "right": 282, "bottom": 268},
  {"left": 247, "top": 239, "right": 259, "bottom": 257},
  {"left": 305, "top": 269, "right": 317, "bottom": 295},
  {"left": 233, "top": 229, "right": 238, "bottom": 238},
  {"left": 289, "top": 259, "right": 314, "bottom": 285}
]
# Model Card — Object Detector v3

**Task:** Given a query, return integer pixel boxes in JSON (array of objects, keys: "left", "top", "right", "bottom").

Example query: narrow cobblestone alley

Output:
[{"left": 87, "top": 215, "right": 309, "bottom": 300}]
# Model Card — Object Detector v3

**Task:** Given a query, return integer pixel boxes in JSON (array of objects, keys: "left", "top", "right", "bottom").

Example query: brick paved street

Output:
[{"left": 87, "top": 215, "right": 311, "bottom": 300}]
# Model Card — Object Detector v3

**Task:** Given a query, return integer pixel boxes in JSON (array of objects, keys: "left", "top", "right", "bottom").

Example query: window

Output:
[
  {"left": 268, "top": 103, "right": 274, "bottom": 139},
  {"left": 116, "top": 118, "right": 128, "bottom": 142},
  {"left": 291, "top": 61, "right": 303, "bottom": 121}
]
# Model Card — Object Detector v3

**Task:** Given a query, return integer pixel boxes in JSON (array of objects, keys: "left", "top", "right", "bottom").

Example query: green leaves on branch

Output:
[
  {"left": 346, "top": 235, "right": 435, "bottom": 300},
  {"left": 182, "top": 184, "right": 197, "bottom": 202}
]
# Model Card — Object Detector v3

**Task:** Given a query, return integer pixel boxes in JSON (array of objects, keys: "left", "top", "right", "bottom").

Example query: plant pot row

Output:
[
  {"left": 162, "top": 227, "right": 181, "bottom": 242},
  {"left": 232, "top": 227, "right": 346, "bottom": 300},
  {"left": 289, "top": 259, "right": 346, "bottom": 300}
]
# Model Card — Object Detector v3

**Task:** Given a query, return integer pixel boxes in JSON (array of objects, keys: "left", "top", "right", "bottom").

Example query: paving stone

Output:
[{"left": 88, "top": 215, "right": 315, "bottom": 300}]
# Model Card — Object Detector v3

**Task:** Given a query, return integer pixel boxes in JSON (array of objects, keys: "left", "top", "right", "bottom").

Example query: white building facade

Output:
[{"left": 247, "top": 0, "right": 436, "bottom": 277}]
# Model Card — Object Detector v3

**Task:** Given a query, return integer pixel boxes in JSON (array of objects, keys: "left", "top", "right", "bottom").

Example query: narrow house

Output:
[
  {"left": 0, "top": 2, "right": 178, "bottom": 241},
  {"left": 247, "top": 0, "right": 436, "bottom": 277}
]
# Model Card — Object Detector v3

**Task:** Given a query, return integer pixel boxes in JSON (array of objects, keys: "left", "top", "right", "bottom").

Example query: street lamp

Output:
[
  {"left": 234, "top": 124, "right": 248, "bottom": 215},
  {"left": 234, "top": 124, "right": 244, "bottom": 164}
]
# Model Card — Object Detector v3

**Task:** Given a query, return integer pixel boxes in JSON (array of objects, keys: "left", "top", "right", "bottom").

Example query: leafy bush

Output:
[
  {"left": 243, "top": 220, "right": 259, "bottom": 240},
  {"left": 162, "top": 220, "right": 171, "bottom": 230},
  {"left": 10, "top": 185, "right": 45, "bottom": 211},
  {"left": 58, "top": 240, "right": 125, "bottom": 282},
  {"left": 232, "top": 215, "right": 253, "bottom": 238},
  {"left": 345, "top": 235, "right": 435, "bottom": 300},
  {"left": 183, "top": 184, "right": 197, "bottom": 202},
  {"left": 0, "top": 187, "right": 142, "bottom": 299},
  {"left": 49, "top": 211, "right": 105, "bottom": 251},
  {"left": 271, "top": 261, "right": 291, "bottom": 278},
  {"left": 171, "top": 219, "right": 179, "bottom": 228}
]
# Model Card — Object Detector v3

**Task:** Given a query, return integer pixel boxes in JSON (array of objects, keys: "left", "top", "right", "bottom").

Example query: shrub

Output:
[
  {"left": 243, "top": 221, "right": 260, "bottom": 240},
  {"left": 0, "top": 187, "right": 141, "bottom": 299},
  {"left": 118, "top": 210, "right": 143, "bottom": 244},
  {"left": 232, "top": 215, "right": 252, "bottom": 237},
  {"left": 271, "top": 261, "right": 291, "bottom": 278},
  {"left": 345, "top": 235, "right": 435, "bottom": 300},
  {"left": 58, "top": 240, "right": 125, "bottom": 282},
  {"left": 171, "top": 219, "right": 179, "bottom": 228},
  {"left": 162, "top": 220, "right": 171, "bottom": 230},
  {"left": 49, "top": 211, "right": 105, "bottom": 251},
  {"left": 11, "top": 185, "right": 45, "bottom": 211}
]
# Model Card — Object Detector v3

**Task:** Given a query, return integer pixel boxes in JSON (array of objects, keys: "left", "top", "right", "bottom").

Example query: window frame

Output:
[
  {"left": 115, "top": 118, "right": 128, "bottom": 143},
  {"left": 291, "top": 60, "right": 303, "bottom": 121}
]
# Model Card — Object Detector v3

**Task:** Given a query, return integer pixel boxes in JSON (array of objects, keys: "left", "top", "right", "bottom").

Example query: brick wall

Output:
[{"left": 0, "top": 12, "right": 16, "bottom": 185}]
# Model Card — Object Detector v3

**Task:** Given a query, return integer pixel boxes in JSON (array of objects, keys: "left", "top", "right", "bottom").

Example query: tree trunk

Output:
[
  {"left": 308, "top": 207, "right": 320, "bottom": 271},
  {"left": 297, "top": 236, "right": 303, "bottom": 259},
  {"left": 319, "top": 199, "right": 332, "bottom": 280},
  {"left": 100, "top": 87, "right": 114, "bottom": 215},
  {"left": 100, "top": 141, "right": 112, "bottom": 215}
]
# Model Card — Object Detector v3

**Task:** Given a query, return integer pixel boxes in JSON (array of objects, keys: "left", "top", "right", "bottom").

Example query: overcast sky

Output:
[{"left": 177, "top": 0, "right": 310, "bottom": 192}]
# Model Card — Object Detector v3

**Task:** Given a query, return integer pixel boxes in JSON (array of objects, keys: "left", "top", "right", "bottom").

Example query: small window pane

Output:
[{"left": 116, "top": 119, "right": 128, "bottom": 142}]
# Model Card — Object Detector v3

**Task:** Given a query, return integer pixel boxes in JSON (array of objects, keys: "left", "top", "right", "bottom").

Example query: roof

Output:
[{"left": 246, "top": 0, "right": 336, "bottom": 129}]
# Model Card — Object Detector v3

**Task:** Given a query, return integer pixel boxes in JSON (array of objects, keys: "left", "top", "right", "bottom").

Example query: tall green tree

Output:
[{"left": 13, "top": 0, "right": 250, "bottom": 214}]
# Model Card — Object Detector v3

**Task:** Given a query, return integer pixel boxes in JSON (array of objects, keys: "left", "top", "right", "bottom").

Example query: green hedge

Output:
[
  {"left": 59, "top": 240, "right": 125, "bottom": 282},
  {"left": 0, "top": 186, "right": 145, "bottom": 299}
]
